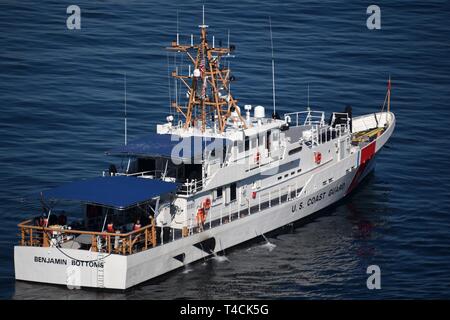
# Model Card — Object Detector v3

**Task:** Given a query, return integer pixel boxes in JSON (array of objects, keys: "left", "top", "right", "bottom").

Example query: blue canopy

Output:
[
  {"left": 106, "top": 132, "right": 232, "bottom": 162},
  {"left": 42, "top": 176, "right": 178, "bottom": 209}
]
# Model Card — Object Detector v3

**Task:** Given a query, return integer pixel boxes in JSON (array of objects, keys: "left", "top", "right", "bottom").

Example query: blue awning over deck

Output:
[
  {"left": 106, "top": 132, "right": 232, "bottom": 161},
  {"left": 42, "top": 176, "right": 178, "bottom": 209}
]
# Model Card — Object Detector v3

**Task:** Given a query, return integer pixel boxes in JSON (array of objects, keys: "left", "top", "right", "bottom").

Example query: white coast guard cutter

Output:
[{"left": 14, "top": 14, "right": 395, "bottom": 289}]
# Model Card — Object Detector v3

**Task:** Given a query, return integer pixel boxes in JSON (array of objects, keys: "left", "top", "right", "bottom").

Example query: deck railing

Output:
[
  {"left": 18, "top": 218, "right": 158, "bottom": 255},
  {"left": 284, "top": 110, "right": 325, "bottom": 127}
]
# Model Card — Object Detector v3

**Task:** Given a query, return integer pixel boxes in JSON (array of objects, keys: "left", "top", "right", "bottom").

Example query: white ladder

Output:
[{"left": 96, "top": 249, "right": 105, "bottom": 288}]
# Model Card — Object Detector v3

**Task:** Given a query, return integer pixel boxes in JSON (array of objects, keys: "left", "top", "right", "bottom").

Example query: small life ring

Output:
[
  {"left": 202, "top": 198, "right": 211, "bottom": 210},
  {"left": 255, "top": 151, "right": 260, "bottom": 164},
  {"left": 314, "top": 152, "right": 322, "bottom": 164}
]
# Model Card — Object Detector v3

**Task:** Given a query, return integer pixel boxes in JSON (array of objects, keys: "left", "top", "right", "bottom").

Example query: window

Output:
[
  {"left": 245, "top": 136, "right": 250, "bottom": 151},
  {"left": 288, "top": 146, "right": 302, "bottom": 155},
  {"left": 230, "top": 183, "right": 237, "bottom": 201},
  {"left": 216, "top": 187, "right": 223, "bottom": 199}
]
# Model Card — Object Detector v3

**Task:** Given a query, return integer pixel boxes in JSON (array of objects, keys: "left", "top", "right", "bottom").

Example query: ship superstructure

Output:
[{"left": 14, "top": 12, "right": 395, "bottom": 289}]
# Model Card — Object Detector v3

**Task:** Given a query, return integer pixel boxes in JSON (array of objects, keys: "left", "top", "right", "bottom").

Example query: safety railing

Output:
[
  {"left": 186, "top": 182, "right": 304, "bottom": 236},
  {"left": 284, "top": 110, "right": 325, "bottom": 127},
  {"left": 178, "top": 178, "right": 204, "bottom": 195},
  {"left": 111, "top": 169, "right": 177, "bottom": 182},
  {"left": 18, "top": 218, "right": 158, "bottom": 255}
]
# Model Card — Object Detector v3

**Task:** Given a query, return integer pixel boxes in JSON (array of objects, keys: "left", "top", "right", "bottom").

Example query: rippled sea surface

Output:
[{"left": 1, "top": 0, "right": 450, "bottom": 299}]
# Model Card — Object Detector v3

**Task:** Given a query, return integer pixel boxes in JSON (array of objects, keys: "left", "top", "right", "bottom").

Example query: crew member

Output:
[
  {"left": 133, "top": 219, "right": 142, "bottom": 231},
  {"left": 107, "top": 221, "right": 115, "bottom": 233}
]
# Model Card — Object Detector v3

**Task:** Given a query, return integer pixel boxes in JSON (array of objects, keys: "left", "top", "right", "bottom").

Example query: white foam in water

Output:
[
  {"left": 182, "top": 266, "right": 193, "bottom": 274},
  {"left": 212, "top": 252, "right": 230, "bottom": 263},
  {"left": 261, "top": 241, "right": 277, "bottom": 252},
  {"left": 261, "top": 234, "right": 276, "bottom": 252}
]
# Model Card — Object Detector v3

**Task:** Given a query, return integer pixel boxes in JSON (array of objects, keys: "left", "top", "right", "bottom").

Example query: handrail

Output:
[
  {"left": 284, "top": 110, "right": 325, "bottom": 127},
  {"left": 114, "top": 170, "right": 177, "bottom": 182},
  {"left": 18, "top": 219, "right": 152, "bottom": 238},
  {"left": 18, "top": 218, "right": 157, "bottom": 255}
]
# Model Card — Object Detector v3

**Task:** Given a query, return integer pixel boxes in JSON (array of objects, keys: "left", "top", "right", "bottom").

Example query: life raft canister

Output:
[{"left": 314, "top": 152, "right": 322, "bottom": 164}]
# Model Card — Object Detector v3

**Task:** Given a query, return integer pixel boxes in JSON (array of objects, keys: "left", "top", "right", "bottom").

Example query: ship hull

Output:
[{"left": 14, "top": 113, "right": 394, "bottom": 290}]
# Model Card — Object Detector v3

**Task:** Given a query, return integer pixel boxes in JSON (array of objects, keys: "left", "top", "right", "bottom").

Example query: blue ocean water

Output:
[{"left": 1, "top": 0, "right": 450, "bottom": 299}]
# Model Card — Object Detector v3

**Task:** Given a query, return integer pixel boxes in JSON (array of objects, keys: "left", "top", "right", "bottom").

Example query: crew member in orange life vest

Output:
[
  {"left": 133, "top": 219, "right": 142, "bottom": 231},
  {"left": 107, "top": 220, "right": 115, "bottom": 233}
]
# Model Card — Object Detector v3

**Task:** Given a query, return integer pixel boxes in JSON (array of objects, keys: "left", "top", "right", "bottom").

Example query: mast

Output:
[
  {"left": 167, "top": 6, "right": 246, "bottom": 133},
  {"left": 269, "top": 17, "right": 276, "bottom": 116}
]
